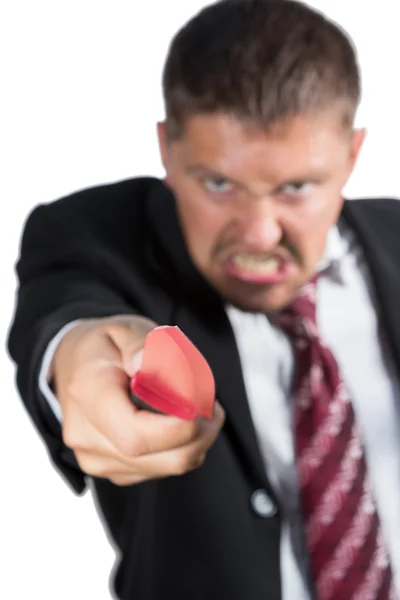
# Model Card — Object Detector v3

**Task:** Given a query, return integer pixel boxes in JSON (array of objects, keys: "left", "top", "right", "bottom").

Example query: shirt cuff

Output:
[{"left": 38, "top": 320, "right": 84, "bottom": 422}]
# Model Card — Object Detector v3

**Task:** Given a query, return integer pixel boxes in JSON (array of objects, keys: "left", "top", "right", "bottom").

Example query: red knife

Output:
[{"left": 130, "top": 326, "right": 215, "bottom": 421}]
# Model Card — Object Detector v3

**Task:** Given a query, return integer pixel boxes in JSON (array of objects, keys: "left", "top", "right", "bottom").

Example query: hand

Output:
[{"left": 52, "top": 315, "right": 225, "bottom": 486}]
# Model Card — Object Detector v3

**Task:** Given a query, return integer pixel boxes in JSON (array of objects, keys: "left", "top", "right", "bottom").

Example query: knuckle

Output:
[
  {"left": 74, "top": 452, "right": 94, "bottom": 475},
  {"left": 215, "top": 402, "right": 226, "bottom": 422},
  {"left": 74, "top": 454, "right": 110, "bottom": 479},
  {"left": 117, "top": 433, "right": 143, "bottom": 458},
  {"left": 110, "top": 477, "right": 132, "bottom": 487},
  {"left": 168, "top": 453, "right": 189, "bottom": 476},
  {"left": 169, "top": 450, "right": 200, "bottom": 476},
  {"left": 61, "top": 425, "right": 80, "bottom": 450},
  {"left": 89, "top": 463, "right": 112, "bottom": 479},
  {"left": 65, "top": 371, "right": 88, "bottom": 402},
  {"left": 185, "top": 420, "right": 201, "bottom": 439},
  {"left": 171, "top": 419, "right": 200, "bottom": 443},
  {"left": 109, "top": 475, "right": 124, "bottom": 486},
  {"left": 163, "top": 417, "right": 189, "bottom": 436},
  {"left": 109, "top": 474, "right": 142, "bottom": 487},
  {"left": 192, "top": 452, "right": 206, "bottom": 470},
  {"left": 213, "top": 408, "right": 226, "bottom": 431}
]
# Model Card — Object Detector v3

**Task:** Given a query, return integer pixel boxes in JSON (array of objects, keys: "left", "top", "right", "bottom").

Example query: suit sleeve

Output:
[
  {"left": 7, "top": 202, "right": 140, "bottom": 494},
  {"left": 39, "top": 320, "right": 84, "bottom": 422}
]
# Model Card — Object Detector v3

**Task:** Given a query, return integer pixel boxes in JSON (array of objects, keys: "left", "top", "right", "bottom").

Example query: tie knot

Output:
[{"left": 275, "top": 276, "right": 318, "bottom": 340}]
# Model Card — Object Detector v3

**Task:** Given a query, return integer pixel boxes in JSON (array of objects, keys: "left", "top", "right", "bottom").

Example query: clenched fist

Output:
[{"left": 52, "top": 315, "right": 225, "bottom": 486}]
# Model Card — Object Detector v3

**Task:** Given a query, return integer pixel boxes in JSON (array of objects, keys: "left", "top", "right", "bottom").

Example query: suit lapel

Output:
[{"left": 342, "top": 198, "right": 400, "bottom": 374}]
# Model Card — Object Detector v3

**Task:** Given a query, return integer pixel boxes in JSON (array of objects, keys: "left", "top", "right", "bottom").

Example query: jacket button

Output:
[{"left": 251, "top": 489, "right": 277, "bottom": 518}]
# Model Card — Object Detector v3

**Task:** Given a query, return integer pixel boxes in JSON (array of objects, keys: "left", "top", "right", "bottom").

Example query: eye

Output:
[
  {"left": 281, "top": 182, "right": 313, "bottom": 196},
  {"left": 203, "top": 177, "right": 234, "bottom": 194}
]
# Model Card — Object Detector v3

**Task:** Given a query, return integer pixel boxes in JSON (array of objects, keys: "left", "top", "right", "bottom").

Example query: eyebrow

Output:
[
  {"left": 185, "top": 164, "right": 239, "bottom": 182},
  {"left": 185, "top": 163, "right": 330, "bottom": 192}
]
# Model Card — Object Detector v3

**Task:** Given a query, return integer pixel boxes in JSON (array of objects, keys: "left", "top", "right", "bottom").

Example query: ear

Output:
[
  {"left": 349, "top": 127, "right": 367, "bottom": 170},
  {"left": 157, "top": 121, "right": 169, "bottom": 172}
]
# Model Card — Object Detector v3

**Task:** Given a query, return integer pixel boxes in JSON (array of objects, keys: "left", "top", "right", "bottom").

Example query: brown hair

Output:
[{"left": 162, "top": 0, "right": 361, "bottom": 139}]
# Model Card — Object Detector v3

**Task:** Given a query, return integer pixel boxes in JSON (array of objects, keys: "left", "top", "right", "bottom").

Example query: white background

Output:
[{"left": 1, "top": 1, "right": 399, "bottom": 598}]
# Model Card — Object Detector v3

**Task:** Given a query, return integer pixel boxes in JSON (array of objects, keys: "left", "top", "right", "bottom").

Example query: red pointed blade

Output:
[{"left": 130, "top": 326, "right": 215, "bottom": 420}]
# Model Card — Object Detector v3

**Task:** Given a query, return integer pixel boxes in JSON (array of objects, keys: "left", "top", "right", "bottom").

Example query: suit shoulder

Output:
[
  {"left": 349, "top": 196, "right": 400, "bottom": 209},
  {"left": 21, "top": 176, "right": 165, "bottom": 254},
  {"left": 45, "top": 175, "right": 162, "bottom": 215},
  {"left": 24, "top": 176, "right": 165, "bottom": 234},
  {"left": 345, "top": 196, "right": 400, "bottom": 222}
]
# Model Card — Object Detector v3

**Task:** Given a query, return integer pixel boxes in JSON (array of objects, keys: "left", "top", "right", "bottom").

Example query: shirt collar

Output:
[{"left": 317, "top": 224, "right": 349, "bottom": 284}]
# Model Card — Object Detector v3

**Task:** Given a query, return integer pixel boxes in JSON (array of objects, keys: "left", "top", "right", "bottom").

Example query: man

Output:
[{"left": 7, "top": 0, "right": 400, "bottom": 598}]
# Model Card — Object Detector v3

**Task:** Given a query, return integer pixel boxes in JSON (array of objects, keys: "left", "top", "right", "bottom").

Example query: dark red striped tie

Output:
[{"left": 276, "top": 277, "right": 396, "bottom": 600}]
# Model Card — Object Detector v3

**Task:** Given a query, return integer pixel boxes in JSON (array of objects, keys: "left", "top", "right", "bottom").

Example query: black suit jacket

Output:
[{"left": 7, "top": 177, "right": 400, "bottom": 599}]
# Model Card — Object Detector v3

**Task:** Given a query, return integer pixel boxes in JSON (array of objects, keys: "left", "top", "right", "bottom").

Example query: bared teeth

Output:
[{"left": 233, "top": 255, "right": 279, "bottom": 274}]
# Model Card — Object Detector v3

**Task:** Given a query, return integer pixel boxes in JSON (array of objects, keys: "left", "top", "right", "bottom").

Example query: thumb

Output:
[{"left": 104, "top": 316, "right": 156, "bottom": 377}]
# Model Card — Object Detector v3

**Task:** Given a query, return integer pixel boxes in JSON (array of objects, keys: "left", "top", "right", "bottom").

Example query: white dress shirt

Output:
[{"left": 39, "top": 223, "right": 400, "bottom": 599}]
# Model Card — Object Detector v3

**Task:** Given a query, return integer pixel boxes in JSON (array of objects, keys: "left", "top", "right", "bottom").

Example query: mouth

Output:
[{"left": 223, "top": 253, "right": 295, "bottom": 285}]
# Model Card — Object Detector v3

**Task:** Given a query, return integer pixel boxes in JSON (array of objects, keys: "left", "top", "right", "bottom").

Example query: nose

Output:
[{"left": 240, "top": 203, "right": 282, "bottom": 249}]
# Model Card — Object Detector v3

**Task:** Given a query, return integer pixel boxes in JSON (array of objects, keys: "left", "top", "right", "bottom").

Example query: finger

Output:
[
  {"left": 74, "top": 450, "right": 150, "bottom": 486},
  {"left": 130, "top": 414, "right": 224, "bottom": 477},
  {"left": 124, "top": 410, "right": 212, "bottom": 456},
  {"left": 73, "top": 450, "right": 144, "bottom": 481},
  {"left": 121, "top": 399, "right": 226, "bottom": 458},
  {"left": 107, "top": 473, "right": 154, "bottom": 487}
]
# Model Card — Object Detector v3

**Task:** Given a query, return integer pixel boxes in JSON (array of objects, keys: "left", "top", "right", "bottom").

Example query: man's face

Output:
[{"left": 158, "top": 112, "right": 365, "bottom": 312}]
